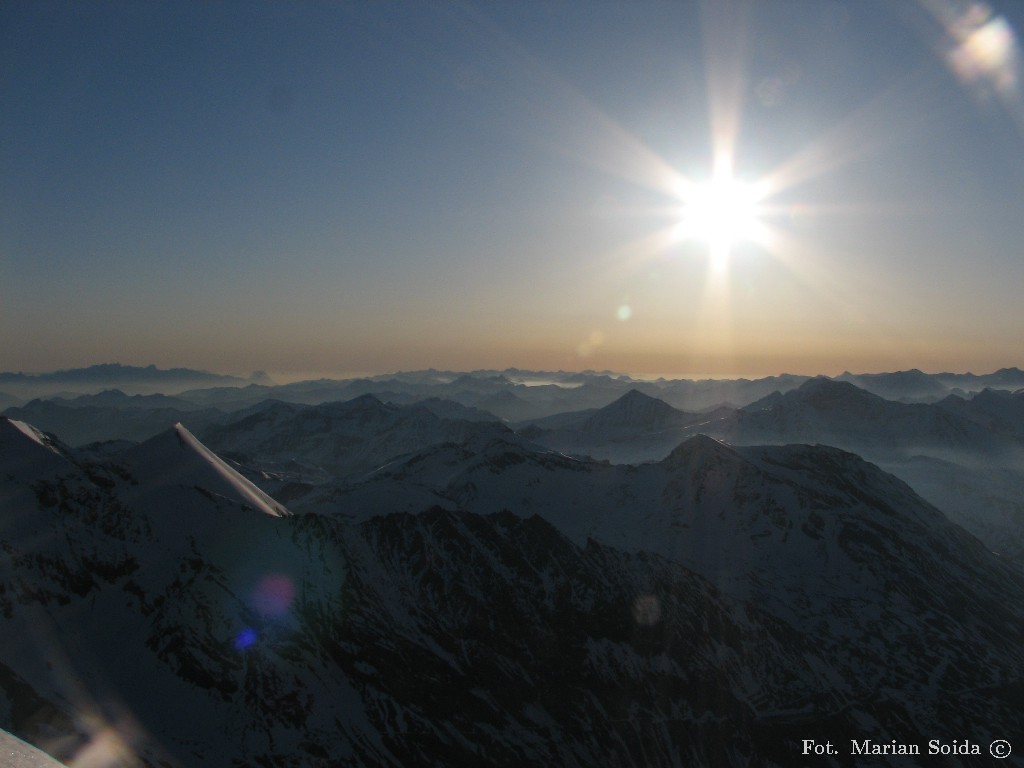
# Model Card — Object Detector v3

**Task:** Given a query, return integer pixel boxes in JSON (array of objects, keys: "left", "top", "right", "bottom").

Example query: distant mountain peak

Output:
[
  {"left": 347, "top": 392, "right": 384, "bottom": 405},
  {"left": 800, "top": 375, "right": 845, "bottom": 389},
  {"left": 582, "top": 389, "right": 682, "bottom": 434},
  {"left": 737, "top": 377, "right": 886, "bottom": 425},
  {"left": 328, "top": 393, "right": 397, "bottom": 417},
  {"left": 794, "top": 376, "right": 876, "bottom": 401},
  {"left": 614, "top": 388, "right": 660, "bottom": 405}
]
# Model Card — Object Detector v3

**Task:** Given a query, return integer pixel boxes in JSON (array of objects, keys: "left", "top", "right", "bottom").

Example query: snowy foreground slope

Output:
[
  {"left": 1, "top": 416, "right": 1024, "bottom": 766},
  {"left": 0, "top": 727, "right": 66, "bottom": 768}
]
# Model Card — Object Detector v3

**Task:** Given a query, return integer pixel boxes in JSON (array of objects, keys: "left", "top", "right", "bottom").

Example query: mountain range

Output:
[
  {"left": 499, "top": 377, "right": 1024, "bottom": 561},
  {"left": 519, "top": 389, "right": 734, "bottom": 465},
  {"left": 2, "top": 410, "right": 1024, "bottom": 766},
  {"left": 6, "top": 364, "right": 1023, "bottom": 417},
  {"left": 0, "top": 364, "right": 272, "bottom": 400},
  {"left": 4, "top": 365, "right": 1024, "bottom": 765},
  {"left": 198, "top": 394, "right": 517, "bottom": 483},
  {"left": 710, "top": 377, "right": 1024, "bottom": 460},
  {"left": 7, "top": 367, "right": 1024, "bottom": 560}
]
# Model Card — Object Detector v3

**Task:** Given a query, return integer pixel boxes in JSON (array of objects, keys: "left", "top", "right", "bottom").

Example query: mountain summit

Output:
[
  {"left": 118, "top": 423, "right": 290, "bottom": 519},
  {"left": 581, "top": 389, "right": 687, "bottom": 434}
]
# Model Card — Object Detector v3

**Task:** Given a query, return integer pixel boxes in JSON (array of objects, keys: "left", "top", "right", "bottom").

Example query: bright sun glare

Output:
[{"left": 676, "top": 164, "right": 762, "bottom": 268}]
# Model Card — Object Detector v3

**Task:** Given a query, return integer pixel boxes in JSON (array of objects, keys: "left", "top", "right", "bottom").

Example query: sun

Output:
[{"left": 677, "top": 166, "right": 762, "bottom": 267}]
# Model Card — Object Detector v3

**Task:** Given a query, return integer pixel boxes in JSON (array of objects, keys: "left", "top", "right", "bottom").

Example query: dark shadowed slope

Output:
[{"left": 2, "top": 417, "right": 1024, "bottom": 766}]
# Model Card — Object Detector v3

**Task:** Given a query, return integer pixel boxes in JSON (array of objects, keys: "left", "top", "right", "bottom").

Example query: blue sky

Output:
[{"left": 3, "top": 0, "right": 1024, "bottom": 377}]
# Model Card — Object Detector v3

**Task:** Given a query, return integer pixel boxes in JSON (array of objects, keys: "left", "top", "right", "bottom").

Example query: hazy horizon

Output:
[
  {"left": 5, "top": 359, "right": 1024, "bottom": 387},
  {"left": 4, "top": 1, "right": 1024, "bottom": 377},
  {"left": 9, "top": 358, "right": 1024, "bottom": 384}
]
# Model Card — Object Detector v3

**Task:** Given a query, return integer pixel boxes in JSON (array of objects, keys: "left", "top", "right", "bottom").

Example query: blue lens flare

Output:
[{"left": 234, "top": 628, "right": 258, "bottom": 650}]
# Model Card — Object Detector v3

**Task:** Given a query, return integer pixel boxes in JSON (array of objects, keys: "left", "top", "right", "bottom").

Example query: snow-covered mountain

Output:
[
  {"left": 199, "top": 394, "right": 516, "bottom": 481},
  {"left": 3, "top": 415, "right": 1024, "bottom": 767},
  {"left": 510, "top": 376, "right": 1024, "bottom": 471},
  {"left": 520, "top": 389, "right": 734, "bottom": 464},
  {"left": 677, "top": 378, "right": 1024, "bottom": 558},
  {"left": 0, "top": 728, "right": 67, "bottom": 767},
  {"left": 2, "top": 394, "right": 230, "bottom": 446},
  {"left": 0, "top": 418, "right": 326, "bottom": 765},
  {"left": 581, "top": 389, "right": 694, "bottom": 434},
  {"left": 714, "top": 377, "right": 1023, "bottom": 461}
]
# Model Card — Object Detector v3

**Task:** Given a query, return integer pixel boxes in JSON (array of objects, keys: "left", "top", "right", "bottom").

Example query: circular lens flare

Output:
[{"left": 250, "top": 574, "right": 295, "bottom": 618}]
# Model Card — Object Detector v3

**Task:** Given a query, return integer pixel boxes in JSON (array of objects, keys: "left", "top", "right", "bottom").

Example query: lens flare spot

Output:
[
  {"left": 576, "top": 330, "right": 606, "bottom": 358},
  {"left": 942, "top": 3, "right": 1019, "bottom": 95},
  {"left": 916, "top": 1, "right": 1024, "bottom": 140},
  {"left": 616, "top": 304, "right": 632, "bottom": 321},
  {"left": 234, "top": 627, "right": 258, "bottom": 650},
  {"left": 251, "top": 574, "right": 295, "bottom": 618}
]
